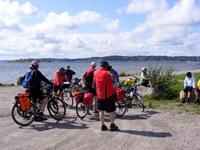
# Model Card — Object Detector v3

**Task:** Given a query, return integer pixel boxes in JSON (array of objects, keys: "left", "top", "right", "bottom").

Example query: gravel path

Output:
[{"left": 0, "top": 86, "right": 200, "bottom": 150}]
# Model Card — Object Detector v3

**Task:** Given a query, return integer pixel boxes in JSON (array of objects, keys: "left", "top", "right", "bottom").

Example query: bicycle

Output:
[
  {"left": 61, "top": 78, "right": 83, "bottom": 109},
  {"left": 70, "top": 78, "right": 83, "bottom": 94},
  {"left": 74, "top": 90, "right": 94, "bottom": 119},
  {"left": 11, "top": 82, "right": 66, "bottom": 126},
  {"left": 115, "top": 78, "right": 145, "bottom": 117}
]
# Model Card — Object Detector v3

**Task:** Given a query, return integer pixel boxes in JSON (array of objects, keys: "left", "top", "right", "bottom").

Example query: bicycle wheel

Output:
[
  {"left": 134, "top": 94, "right": 145, "bottom": 112},
  {"left": 115, "top": 100, "right": 126, "bottom": 117},
  {"left": 48, "top": 97, "right": 66, "bottom": 121},
  {"left": 76, "top": 99, "right": 88, "bottom": 119},
  {"left": 62, "top": 91, "right": 73, "bottom": 109},
  {"left": 11, "top": 102, "right": 36, "bottom": 126},
  {"left": 71, "top": 84, "right": 83, "bottom": 94}
]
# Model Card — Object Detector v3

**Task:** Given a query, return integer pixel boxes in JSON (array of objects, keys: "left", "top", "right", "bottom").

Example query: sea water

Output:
[{"left": 1, "top": 61, "right": 200, "bottom": 84}]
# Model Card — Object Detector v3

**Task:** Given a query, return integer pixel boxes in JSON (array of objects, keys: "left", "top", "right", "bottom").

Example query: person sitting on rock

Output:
[
  {"left": 194, "top": 76, "right": 200, "bottom": 104},
  {"left": 140, "top": 67, "right": 155, "bottom": 89},
  {"left": 182, "top": 72, "right": 195, "bottom": 103}
]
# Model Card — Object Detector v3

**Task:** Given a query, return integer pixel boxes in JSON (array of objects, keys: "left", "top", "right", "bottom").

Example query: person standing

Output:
[
  {"left": 93, "top": 61, "right": 119, "bottom": 131},
  {"left": 82, "top": 62, "right": 99, "bottom": 116},
  {"left": 182, "top": 72, "right": 195, "bottom": 103},
  {"left": 65, "top": 65, "right": 76, "bottom": 83},
  {"left": 29, "top": 60, "right": 52, "bottom": 121}
]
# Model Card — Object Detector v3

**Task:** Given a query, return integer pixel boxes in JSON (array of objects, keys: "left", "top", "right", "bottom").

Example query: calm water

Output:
[{"left": 1, "top": 61, "right": 200, "bottom": 84}]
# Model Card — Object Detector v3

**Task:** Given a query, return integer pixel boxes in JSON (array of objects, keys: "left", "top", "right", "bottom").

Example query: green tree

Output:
[{"left": 148, "top": 64, "right": 178, "bottom": 99}]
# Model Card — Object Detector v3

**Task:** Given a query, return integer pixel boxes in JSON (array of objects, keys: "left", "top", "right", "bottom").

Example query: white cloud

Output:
[
  {"left": 0, "top": 0, "right": 200, "bottom": 60},
  {"left": 126, "top": 0, "right": 168, "bottom": 14}
]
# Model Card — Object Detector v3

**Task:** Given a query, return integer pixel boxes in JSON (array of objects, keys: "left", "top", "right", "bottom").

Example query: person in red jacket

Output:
[
  {"left": 53, "top": 67, "right": 69, "bottom": 97},
  {"left": 93, "top": 60, "right": 119, "bottom": 131}
]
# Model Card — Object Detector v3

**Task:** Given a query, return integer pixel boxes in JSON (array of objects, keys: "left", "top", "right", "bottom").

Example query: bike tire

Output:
[
  {"left": 76, "top": 98, "right": 88, "bottom": 119},
  {"left": 134, "top": 95, "right": 145, "bottom": 112},
  {"left": 115, "top": 100, "right": 127, "bottom": 117},
  {"left": 62, "top": 91, "right": 74, "bottom": 109},
  {"left": 11, "top": 102, "right": 36, "bottom": 126},
  {"left": 48, "top": 98, "right": 66, "bottom": 121}
]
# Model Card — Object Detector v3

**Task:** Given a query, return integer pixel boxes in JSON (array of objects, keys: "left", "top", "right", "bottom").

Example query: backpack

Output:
[
  {"left": 22, "top": 70, "right": 34, "bottom": 88},
  {"left": 84, "top": 70, "right": 94, "bottom": 86}
]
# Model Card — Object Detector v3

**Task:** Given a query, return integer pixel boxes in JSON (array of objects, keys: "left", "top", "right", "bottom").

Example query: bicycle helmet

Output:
[
  {"left": 100, "top": 60, "right": 109, "bottom": 69},
  {"left": 31, "top": 60, "right": 39, "bottom": 69},
  {"left": 186, "top": 72, "right": 192, "bottom": 77},
  {"left": 59, "top": 67, "right": 66, "bottom": 75}
]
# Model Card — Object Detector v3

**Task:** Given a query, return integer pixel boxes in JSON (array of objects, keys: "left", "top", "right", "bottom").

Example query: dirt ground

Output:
[{"left": 0, "top": 86, "right": 200, "bottom": 150}]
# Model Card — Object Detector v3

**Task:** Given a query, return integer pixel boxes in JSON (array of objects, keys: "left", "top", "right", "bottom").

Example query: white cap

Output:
[{"left": 91, "top": 62, "right": 96, "bottom": 67}]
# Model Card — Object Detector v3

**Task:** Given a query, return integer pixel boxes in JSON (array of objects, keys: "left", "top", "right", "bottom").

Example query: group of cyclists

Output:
[{"left": 26, "top": 60, "right": 119, "bottom": 131}]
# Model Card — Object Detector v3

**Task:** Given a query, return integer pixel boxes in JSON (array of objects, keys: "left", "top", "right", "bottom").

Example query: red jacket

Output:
[
  {"left": 53, "top": 70, "right": 68, "bottom": 86},
  {"left": 93, "top": 67, "right": 115, "bottom": 100}
]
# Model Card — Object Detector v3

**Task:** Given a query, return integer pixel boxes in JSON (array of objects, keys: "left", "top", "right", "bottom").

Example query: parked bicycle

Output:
[
  {"left": 11, "top": 82, "right": 66, "bottom": 126},
  {"left": 61, "top": 78, "right": 83, "bottom": 109},
  {"left": 115, "top": 78, "right": 145, "bottom": 117},
  {"left": 74, "top": 89, "right": 94, "bottom": 119}
]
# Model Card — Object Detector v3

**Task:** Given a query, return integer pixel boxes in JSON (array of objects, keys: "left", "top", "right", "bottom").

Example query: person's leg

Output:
[
  {"left": 40, "top": 97, "right": 48, "bottom": 112},
  {"left": 100, "top": 111, "right": 105, "bottom": 125},
  {"left": 110, "top": 111, "right": 115, "bottom": 124}
]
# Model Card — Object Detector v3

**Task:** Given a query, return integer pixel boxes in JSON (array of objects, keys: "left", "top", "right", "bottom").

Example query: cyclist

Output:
[
  {"left": 65, "top": 65, "right": 76, "bottom": 83},
  {"left": 29, "top": 60, "right": 52, "bottom": 121},
  {"left": 93, "top": 60, "right": 119, "bottom": 131},
  {"left": 53, "top": 67, "right": 69, "bottom": 98},
  {"left": 82, "top": 62, "right": 98, "bottom": 117}
]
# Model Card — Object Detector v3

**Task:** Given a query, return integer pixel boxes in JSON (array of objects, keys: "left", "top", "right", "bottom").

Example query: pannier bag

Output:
[
  {"left": 115, "top": 88, "right": 124, "bottom": 102},
  {"left": 74, "top": 91, "right": 84, "bottom": 102},
  {"left": 17, "top": 92, "right": 31, "bottom": 111},
  {"left": 63, "top": 82, "right": 71, "bottom": 88},
  {"left": 83, "top": 92, "right": 94, "bottom": 105},
  {"left": 124, "top": 78, "right": 133, "bottom": 86}
]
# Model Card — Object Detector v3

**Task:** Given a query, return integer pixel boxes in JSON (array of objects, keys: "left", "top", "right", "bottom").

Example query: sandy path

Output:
[{"left": 0, "top": 86, "right": 200, "bottom": 150}]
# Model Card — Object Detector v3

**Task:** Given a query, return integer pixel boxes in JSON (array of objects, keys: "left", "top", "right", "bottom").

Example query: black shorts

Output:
[
  {"left": 30, "top": 89, "right": 45, "bottom": 102},
  {"left": 141, "top": 80, "right": 149, "bottom": 86},
  {"left": 53, "top": 85, "right": 64, "bottom": 93},
  {"left": 183, "top": 86, "right": 193, "bottom": 92},
  {"left": 98, "top": 95, "right": 116, "bottom": 113}
]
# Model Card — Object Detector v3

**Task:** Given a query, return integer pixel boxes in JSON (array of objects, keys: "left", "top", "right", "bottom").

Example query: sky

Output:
[{"left": 0, "top": 0, "right": 200, "bottom": 60}]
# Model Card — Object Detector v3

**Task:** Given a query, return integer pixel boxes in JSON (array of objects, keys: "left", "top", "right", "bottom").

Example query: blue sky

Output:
[{"left": 0, "top": 0, "right": 200, "bottom": 60}]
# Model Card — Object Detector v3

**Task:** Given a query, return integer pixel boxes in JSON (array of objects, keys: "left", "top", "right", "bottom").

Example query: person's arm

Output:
[{"left": 38, "top": 71, "right": 52, "bottom": 85}]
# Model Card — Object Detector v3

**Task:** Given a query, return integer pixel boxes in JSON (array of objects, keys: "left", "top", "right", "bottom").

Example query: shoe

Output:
[
  {"left": 187, "top": 98, "right": 190, "bottom": 102},
  {"left": 101, "top": 125, "right": 108, "bottom": 131},
  {"left": 181, "top": 98, "right": 186, "bottom": 103},
  {"left": 94, "top": 111, "right": 99, "bottom": 117},
  {"left": 194, "top": 98, "right": 199, "bottom": 103},
  {"left": 38, "top": 112, "right": 48, "bottom": 120},
  {"left": 110, "top": 124, "right": 119, "bottom": 131}
]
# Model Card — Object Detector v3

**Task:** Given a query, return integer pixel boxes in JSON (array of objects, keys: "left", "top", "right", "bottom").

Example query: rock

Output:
[
  {"left": 137, "top": 85, "right": 156, "bottom": 97},
  {"left": 179, "top": 90, "right": 196, "bottom": 100},
  {"left": 17, "top": 76, "right": 24, "bottom": 85}
]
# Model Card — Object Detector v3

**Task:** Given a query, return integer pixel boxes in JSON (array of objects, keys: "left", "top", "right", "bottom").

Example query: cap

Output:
[
  {"left": 91, "top": 62, "right": 96, "bottom": 67},
  {"left": 142, "top": 67, "right": 147, "bottom": 71}
]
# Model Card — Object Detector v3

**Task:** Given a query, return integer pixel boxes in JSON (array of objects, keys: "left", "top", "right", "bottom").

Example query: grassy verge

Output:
[{"left": 142, "top": 72, "right": 200, "bottom": 115}]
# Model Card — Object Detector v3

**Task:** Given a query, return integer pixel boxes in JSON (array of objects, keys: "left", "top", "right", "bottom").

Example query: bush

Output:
[{"left": 148, "top": 64, "right": 178, "bottom": 99}]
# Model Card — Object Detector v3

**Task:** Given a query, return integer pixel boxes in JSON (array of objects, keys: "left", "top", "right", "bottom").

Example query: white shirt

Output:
[{"left": 184, "top": 76, "right": 195, "bottom": 88}]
